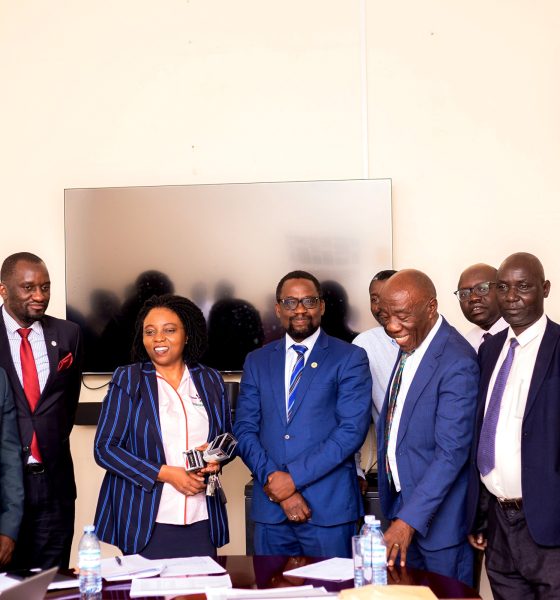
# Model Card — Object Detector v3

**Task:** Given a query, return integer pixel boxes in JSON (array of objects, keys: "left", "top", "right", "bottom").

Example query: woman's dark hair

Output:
[{"left": 131, "top": 294, "right": 208, "bottom": 364}]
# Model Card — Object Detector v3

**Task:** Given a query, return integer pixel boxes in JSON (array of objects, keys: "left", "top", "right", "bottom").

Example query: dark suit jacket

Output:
[
  {"left": 0, "top": 367, "right": 24, "bottom": 541},
  {"left": 377, "top": 318, "right": 479, "bottom": 551},
  {"left": 0, "top": 312, "right": 83, "bottom": 501},
  {"left": 467, "top": 318, "right": 560, "bottom": 546},
  {"left": 94, "top": 361, "right": 233, "bottom": 554},
  {"left": 233, "top": 330, "right": 372, "bottom": 526}
]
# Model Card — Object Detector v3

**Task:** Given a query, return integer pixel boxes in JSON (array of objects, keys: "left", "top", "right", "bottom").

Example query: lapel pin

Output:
[
  {"left": 311, "top": 362, "right": 318, "bottom": 368},
  {"left": 51, "top": 341, "right": 57, "bottom": 347}
]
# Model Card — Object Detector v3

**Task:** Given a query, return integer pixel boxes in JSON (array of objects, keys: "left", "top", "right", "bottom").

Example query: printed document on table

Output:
[
  {"left": 130, "top": 573, "right": 232, "bottom": 597},
  {"left": 101, "top": 554, "right": 164, "bottom": 580},
  {"left": 159, "top": 556, "right": 227, "bottom": 576},
  {"left": 211, "top": 586, "right": 335, "bottom": 599},
  {"left": 283, "top": 557, "right": 354, "bottom": 581}
]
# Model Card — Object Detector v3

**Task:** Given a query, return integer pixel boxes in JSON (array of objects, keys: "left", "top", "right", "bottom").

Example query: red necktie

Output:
[{"left": 17, "top": 328, "right": 42, "bottom": 461}]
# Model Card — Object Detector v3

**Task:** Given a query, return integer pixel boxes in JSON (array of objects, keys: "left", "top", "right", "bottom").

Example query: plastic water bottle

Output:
[
  {"left": 78, "top": 525, "right": 102, "bottom": 599},
  {"left": 360, "top": 515, "right": 387, "bottom": 586}
]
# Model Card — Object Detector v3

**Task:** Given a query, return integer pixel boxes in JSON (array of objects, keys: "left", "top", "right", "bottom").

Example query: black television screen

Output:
[{"left": 64, "top": 179, "right": 392, "bottom": 374}]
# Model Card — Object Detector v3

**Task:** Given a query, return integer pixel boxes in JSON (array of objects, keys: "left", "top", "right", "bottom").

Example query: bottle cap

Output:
[
  {"left": 84, "top": 525, "right": 95, "bottom": 533},
  {"left": 364, "top": 515, "right": 376, "bottom": 523}
]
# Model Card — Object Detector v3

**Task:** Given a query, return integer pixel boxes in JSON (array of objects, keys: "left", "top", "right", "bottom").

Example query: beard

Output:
[{"left": 286, "top": 316, "right": 319, "bottom": 342}]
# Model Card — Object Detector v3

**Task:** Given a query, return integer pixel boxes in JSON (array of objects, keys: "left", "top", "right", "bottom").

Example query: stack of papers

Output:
[
  {"left": 130, "top": 573, "right": 232, "bottom": 597},
  {"left": 283, "top": 558, "right": 354, "bottom": 582},
  {"left": 101, "top": 554, "right": 227, "bottom": 581}
]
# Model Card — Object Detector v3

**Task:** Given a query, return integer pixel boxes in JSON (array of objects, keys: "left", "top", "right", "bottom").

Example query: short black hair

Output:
[
  {"left": 276, "top": 270, "right": 322, "bottom": 300},
  {"left": 1, "top": 252, "right": 44, "bottom": 281},
  {"left": 371, "top": 269, "right": 397, "bottom": 283},
  {"left": 131, "top": 294, "right": 208, "bottom": 364}
]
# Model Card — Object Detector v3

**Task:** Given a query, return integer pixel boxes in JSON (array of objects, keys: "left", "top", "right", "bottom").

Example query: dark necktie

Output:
[
  {"left": 385, "top": 351, "right": 411, "bottom": 483},
  {"left": 287, "top": 345, "right": 307, "bottom": 422},
  {"left": 482, "top": 332, "right": 492, "bottom": 342},
  {"left": 17, "top": 328, "right": 42, "bottom": 461},
  {"left": 477, "top": 338, "right": 519, "bottom": 476}
]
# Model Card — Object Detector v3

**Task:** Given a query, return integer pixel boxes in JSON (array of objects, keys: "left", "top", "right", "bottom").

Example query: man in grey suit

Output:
[{"left": 0, "top": 367, "right": 24, "bottom": 567}]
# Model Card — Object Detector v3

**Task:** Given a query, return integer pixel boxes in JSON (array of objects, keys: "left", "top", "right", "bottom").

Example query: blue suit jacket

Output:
[
  {"left": 233, "top": 330, "right": 372, "bottom": 526},
  {"left": 377, "top": 318, "right": 479, "bottom": 551},
  {"left": 0, "top": 367, "right": 24, "bottom": 542},
  {"left": 94, "top": 361, "right": 232, "bottom": 554},
  {"left": 467, "top": 318, "right": 560, "bottom": 546}
]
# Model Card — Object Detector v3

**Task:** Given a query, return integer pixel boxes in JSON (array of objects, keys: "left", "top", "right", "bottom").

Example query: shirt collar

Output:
[
  {"left": 410, "top": 313, "right": 443, "bottom": 356},
  {"left": 285, "top": 327, "right": 321, "bottom": 353},
  {"left": 506, "top": 313, "right": 547, "bottom": 348},
  {"left": 1, "top": 305, "right": 43, "bottom": 336}
]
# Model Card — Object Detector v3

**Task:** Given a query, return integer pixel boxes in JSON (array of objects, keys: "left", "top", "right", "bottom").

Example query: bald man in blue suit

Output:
[
  {"left": 376, "top": 270, "right": 479, "bottom": 585},
  {"left": 234, "top": 270, "right": 372, "bottom": 558}
]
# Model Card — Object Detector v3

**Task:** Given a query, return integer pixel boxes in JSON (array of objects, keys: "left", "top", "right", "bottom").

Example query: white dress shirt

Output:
[
  {"left": 2, "top": 305, "right": 50, "bottom": 393},
  {"left": 353, "top": 326, "right": 399, "bottom": 423},
  {"left": 283, "top": 327, "right": 321, "bottom": 416},
  {"left": 387, "top": 315, "right": 443, "bottom": 492},
  {"left": 464, "top": 317, "right": 508, "bottom": 351},
  {"left": 156, "top": 367, "right": 209, "bottom": 525},
  {"left": 480, "top": 314, "right": 547, "bottom": 500}
]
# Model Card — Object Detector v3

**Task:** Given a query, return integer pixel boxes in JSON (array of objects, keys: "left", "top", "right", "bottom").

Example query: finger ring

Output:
[
  {"left": 291, "top": 514, "right": 297, "bottom": 520},
  {"left": 394, "top": 543, "right": 400, "bottom": 548}
]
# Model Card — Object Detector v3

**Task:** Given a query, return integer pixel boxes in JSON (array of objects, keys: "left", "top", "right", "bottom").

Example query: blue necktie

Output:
[
  {"left": 287, "top": 345, "right": 307, "bottom": 422},
  {"left": 477, "top": 338, "right": 519, "bottom": 476}
]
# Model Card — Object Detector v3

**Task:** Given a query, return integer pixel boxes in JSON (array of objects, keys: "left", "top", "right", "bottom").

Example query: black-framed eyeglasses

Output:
[
  {"left": 453, "top": 281, "right": 495, "bottom": 302},
  {"left": 277, "top": 296, "right": 321, "bottom": 310}
]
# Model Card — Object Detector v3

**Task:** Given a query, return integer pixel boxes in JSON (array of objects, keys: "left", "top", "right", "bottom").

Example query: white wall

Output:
[{"left": 2, "top": 1, "right": 559, "bottom": 590}]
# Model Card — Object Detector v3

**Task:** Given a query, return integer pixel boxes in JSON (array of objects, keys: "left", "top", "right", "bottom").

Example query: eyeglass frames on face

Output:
[
  {"left": 454, "top": 282, "right": 495, "bottom": 302},
  {"left": 277, "top": 296, "right": 321, "bottom": 310}
]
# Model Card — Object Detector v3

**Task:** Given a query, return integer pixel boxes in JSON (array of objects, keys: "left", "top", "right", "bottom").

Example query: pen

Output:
[{"left": 115, "top": 556, "right": 122, "bottom": 566}]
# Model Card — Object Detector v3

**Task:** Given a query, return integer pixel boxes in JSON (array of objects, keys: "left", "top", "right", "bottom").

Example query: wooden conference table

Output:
[{"left": 47, "top": 555, "right": 480, "bottom": 600}]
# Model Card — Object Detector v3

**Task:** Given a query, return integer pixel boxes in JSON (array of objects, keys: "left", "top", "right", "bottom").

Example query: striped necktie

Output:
[
  {"left": 385, "top": 351, "right": 411, "bottom": 484},
  {"left": 287, "top": 344, "right": 307, "bottom": 422}
]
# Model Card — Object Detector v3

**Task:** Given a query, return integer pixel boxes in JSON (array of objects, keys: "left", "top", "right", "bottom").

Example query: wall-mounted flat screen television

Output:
[{"left": 65, "top": 179, "right": 392, "bottom": 374}]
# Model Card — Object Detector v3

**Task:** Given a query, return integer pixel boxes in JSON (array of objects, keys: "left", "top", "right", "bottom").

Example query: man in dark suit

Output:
[
  {"left": 467, "top": 252, "right": 560, "bottom": 599},
  {"left": 234, "top": 270, "right": 372, "bottom": 558},
  {"left": 0, "top": 367, "right": 24, "bottom": 568},
  {"left": 0, "top": 252, "right": 83, "bottom": 569},
  {"left": 376, "top": 269, "right": 478, "bottom": 585}
]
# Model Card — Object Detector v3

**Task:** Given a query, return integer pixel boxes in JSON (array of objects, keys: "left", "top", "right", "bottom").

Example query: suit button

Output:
[
  {"left": 23, "top": 446, "right": 30, "bottom": 452},
  {"left": 284, "top": 434, "right": 290, "bottom": 440}
]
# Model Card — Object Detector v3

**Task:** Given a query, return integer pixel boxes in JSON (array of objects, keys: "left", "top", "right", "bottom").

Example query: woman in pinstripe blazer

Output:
[{"left": 94, "top": 294, "right": 232, "bottom": 558}]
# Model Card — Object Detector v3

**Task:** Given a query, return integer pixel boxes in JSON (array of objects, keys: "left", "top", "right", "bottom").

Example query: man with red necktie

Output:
[{"left": 0, "top": 252, "right": 83, "bottom": 569}]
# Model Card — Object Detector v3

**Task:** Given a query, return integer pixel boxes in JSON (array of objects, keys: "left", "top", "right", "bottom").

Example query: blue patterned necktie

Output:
[
  {"left": 385, "top": 351, "right": 411, "bottom": 484},
  {"left": 287, "top": 344, "right": 307, "bottom": 422},
  {"left": 477, "top": 338, "right": 520, "bottom": 476}
]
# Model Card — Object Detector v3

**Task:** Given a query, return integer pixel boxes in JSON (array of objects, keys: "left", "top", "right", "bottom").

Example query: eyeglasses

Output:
[
  {"left": 277, "top": 296, "right": 321, "bottom": 310},
  {"left": 453, "top": 282, "right": 495, "bottom": 302}
]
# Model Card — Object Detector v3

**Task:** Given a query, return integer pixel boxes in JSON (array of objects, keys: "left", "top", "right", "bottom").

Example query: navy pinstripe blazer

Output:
[{"left": 93, "top": 361, "right": 232, "bottom": 554}]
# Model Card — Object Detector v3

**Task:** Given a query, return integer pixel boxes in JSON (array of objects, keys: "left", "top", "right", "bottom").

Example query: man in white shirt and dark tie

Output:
[{"left": 467, "top": 252, "right": 560, "bottom": 599}]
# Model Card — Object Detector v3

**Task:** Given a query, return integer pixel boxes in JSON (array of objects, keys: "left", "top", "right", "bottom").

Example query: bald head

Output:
[
  {"left": 378, "top": 269, "right": 439, "bottom": 353},
  {"left": 457, "top": 263, "right": 501, "bottom": 330},
  {"left": 383, "top": 269, "right": 437, "bottom": 302},
  {"left": 496, "top": 252, "right": 550, "bottom": 335}
]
